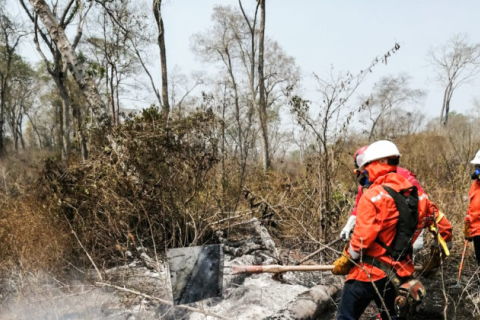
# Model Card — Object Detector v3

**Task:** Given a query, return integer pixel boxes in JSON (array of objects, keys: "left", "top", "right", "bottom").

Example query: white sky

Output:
[
  {"left": 161, "top": 0, "right": 480, "bottom": 120},
  {"left": 8, "top": 0, "right": 480, "bottom": 120}
]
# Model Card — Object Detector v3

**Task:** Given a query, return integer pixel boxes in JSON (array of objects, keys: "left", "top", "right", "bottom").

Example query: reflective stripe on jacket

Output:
[
  {"left": 347, "top": 170, "right": 453, "bottom": 282},
  {"left": 465, "top": 180, "right": 480, "bottom": 237}
]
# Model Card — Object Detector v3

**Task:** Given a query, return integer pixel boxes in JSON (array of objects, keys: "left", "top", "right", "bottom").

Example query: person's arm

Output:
[
  {"left": 419, "top": 193, "right": 453, "bottom": 275},
  {"left": 348, "top": 190, "right": 381, "bottom": 259},
  {"left": 340, "top": 186, "right": 363, "bottom": 240},
  {"left": 420, "top": 194, "right": 453, "bottom": 246},
  {"left": 464, "top": 182, "right": 476, "bottom": 240}
]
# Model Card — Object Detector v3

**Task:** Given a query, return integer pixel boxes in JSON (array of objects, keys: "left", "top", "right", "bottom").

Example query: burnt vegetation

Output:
[{"left": 0, "top": 0, "right": 480, "bottom": 319}]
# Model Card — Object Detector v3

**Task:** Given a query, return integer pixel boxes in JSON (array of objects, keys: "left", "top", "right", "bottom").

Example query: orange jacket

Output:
[
  {"left": 346, "top": 163, "right": 453, "bottom": 282},
  {"left": 465, "top": 180, "right": 480, "bottom": 237}
]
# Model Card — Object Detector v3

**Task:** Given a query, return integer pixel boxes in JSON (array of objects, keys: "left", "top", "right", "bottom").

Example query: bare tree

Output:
[
  {"left": 19, "top": 0, "right": 99, "bottom": 160},
  {"left": 361, "top": 74, "right": 425, "bottom": 141},
  {"left": 192, "top": 6, "right": 252, "bottom": 176},
  {"left": 237, "top": 2, "right": 299, "bottom": 172},
  {"left": 5, "top": 57, "right": 35, "bottom": 151},
  {"left": 24, "top": 0, "right": 105, "bottom": 119},
  {"left": 289, "top": 44, "right": 401, "bottom": 240},
  {"left": 0, "top": 5, "right": 25, "bottom": 156},
  {"left": 257, "top": 0, "right": 269, "bottom": 172},
  {"left": 24, "top": 72, "right": 57, "bottom": 150},
  {"left": 429, "top": 34, "right": 480, "bottom": 125},
  {"left": 92, "top": 0, "right": 164, "bottom": 112},
  {"left": 169, "top": 67, "right": 204, "bottom": 116},
  {"left": 290, "top": 68, "right": 367, "bottom": 241},
  {"left": 153, "top": 0, "right": 170, "bottom": 117},
  {"left": 192, "top": 5, "right": 299, "bottom": 202},
  {"left": 87, "top": 4, "right": 139, "bottom": 126}
]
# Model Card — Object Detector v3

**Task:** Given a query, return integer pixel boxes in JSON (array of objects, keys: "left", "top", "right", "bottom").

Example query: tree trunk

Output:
[
  {"left": 153, "top": 0, "right": 170, "bottom": 118},
  {"left": 439, "top": 86, "right": 448, "bottom": 125},
  {"left": 444, "top": 99, "right": 450, "bottom": 125},
  {"left": 56, "top": 100, "right": 65, "bottom": 158},
  {"left": 73, "top": 104, "right": 88, "bottom": 161},
  {"left": 224, "top": 48, "right": 247, "bottom": 212},
  {"left": 12, "top": 119, "right": 18, "bottom": 152},
  {"left": 115, "top": 69, "right": 120, "bottom": 125},
  {"left": 25, "top": 113, "right": 43, "bottom": 149},
  {"left": 61, "top": 87, "right": 70, "bottom": 159},
  {"left": 29, "top": 0, "right": 106, "bottom": 117},
  {"left": 110, "top": 66, "right": 116, "bottom": 125},
  {"left": 17, "top": 127, "right": 25, "bottom": 150},
  {"left": 54, "top": 76, "right": 71, "bottom": 160},
  {"left": 443, "top": 84, "right": 453, "bottom": 126},
  {"left": 0, "top": 81, "right": 5, "bottom": 157},
  {"left": 257, "top": 0, "right": 270, "bottom": 172}
]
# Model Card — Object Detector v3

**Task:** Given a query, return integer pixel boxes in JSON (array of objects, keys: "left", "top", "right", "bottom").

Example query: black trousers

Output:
[
  {"left": 337, "top": 278, "right": 399, "bottom": 320},
  {"left": 474, "top": 235, "right": 480, "bottom": 267}
]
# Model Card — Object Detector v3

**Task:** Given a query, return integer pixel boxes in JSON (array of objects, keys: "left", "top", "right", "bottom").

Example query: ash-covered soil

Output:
[
  {"left": 1, "top": 243, "right": 479, "bottom": 320},
  {"left": 0, "top": 252, "right": 343, "bottom": 320}
]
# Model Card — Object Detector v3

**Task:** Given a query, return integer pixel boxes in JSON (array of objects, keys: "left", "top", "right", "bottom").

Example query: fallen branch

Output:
[
  {"left": 96, "top": 282, "right": 233, "bottom": 320},
  {"left": 296, "top": 238, "right": 343, "bottom": 265},
  {"left": 64, "top": 215, "right": 103, "bottom": 281},
  {"left": 209, "top": 211, "right": 254, "bottom": 226}
]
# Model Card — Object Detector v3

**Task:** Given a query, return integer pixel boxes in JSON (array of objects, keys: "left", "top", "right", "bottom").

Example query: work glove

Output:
[
  {"left": 332, "top": 245, "right": 354, "bottom": 275},
  {"left": 340, "top": 215, "right": 356, "bottom": 240},
  {"left": 464, "top": 220, "right": 472, "bottom": 242}
]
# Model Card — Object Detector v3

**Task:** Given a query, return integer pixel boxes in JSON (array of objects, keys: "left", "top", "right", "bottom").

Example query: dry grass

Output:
[{"left": 1, "top": 111, "right": 480, "bottom": 318}]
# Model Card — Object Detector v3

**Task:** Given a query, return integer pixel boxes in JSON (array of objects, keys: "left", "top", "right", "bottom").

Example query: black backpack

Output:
[{"left": 375, "top": 185, "right": 419, "bottom": 260}]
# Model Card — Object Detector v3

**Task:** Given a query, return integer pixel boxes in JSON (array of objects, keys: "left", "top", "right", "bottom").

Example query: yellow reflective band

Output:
[
  {"left": 429, "top": 224, "right": 450, "bottom": 256},
  {"left": 435, "top": 211, "right": 445, "bottom": 224}
]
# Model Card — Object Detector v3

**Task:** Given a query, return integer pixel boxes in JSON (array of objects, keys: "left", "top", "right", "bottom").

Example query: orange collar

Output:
[{"left": 365, "top": 161, "right": 397, "bottom": 183}]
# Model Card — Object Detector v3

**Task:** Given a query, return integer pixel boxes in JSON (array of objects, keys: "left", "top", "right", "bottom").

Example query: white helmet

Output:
[
  {"left": 471, "top": 150, "right": 480, "bottom": 164},
  {"left": 359, "top": 140, "right": 401, "bottom": 168}
]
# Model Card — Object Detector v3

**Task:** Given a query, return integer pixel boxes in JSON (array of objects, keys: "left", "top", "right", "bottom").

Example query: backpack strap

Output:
[
  {"left": 375, "top": 237, "right": 398, "bottom": 259},
  {"left": 374, "top": 185, "right": 418, "bottom": 260}
]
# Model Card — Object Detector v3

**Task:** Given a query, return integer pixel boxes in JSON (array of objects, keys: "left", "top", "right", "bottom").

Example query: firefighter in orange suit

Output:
[
  {"left": 341, "top": 145, "right": 428, "bottom": 257},
  {"left": 464, "top": 150, "right": 480, "bottom": 267},
  {"left": 332, "top": 140, "right": 453, "bottom": 320}
]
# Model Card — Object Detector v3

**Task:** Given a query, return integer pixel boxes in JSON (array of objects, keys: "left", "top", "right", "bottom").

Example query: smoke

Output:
[{"left": 0, "top": 268, "right": 169, "bottom": 320}]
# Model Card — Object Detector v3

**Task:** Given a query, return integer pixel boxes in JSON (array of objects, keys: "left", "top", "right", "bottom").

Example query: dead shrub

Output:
[
  {"left": 39, "top": 108, "right": 219, "bottom": 266},
  {"left": 0, "top": 197, "right": 70, "bottom": 273}
]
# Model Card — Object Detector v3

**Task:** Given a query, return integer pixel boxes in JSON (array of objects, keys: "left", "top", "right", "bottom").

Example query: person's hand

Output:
[
  {"left": 332, "top": 245, "right": 354, "bottom": 275},
  {"left": 340, "top": 215, "right": 356, "bottom": 240},
  {"left": 464, "top": 220, "right": 472, "bottom": 242},
  {"left": 339, "top": 229, "right": 349, "bottom": 240}
]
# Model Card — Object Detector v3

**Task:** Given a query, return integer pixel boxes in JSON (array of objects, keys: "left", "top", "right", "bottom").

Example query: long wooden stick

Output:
[
  {"left": 232, "top": 264, "right": 422, "bottom": 275},
  {"left": 232, "top": 264, "right": 335, "bottom": 274}
]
